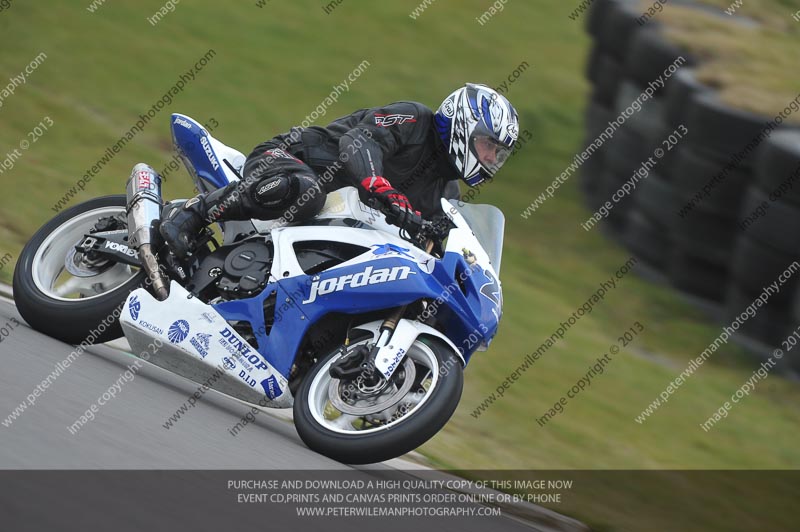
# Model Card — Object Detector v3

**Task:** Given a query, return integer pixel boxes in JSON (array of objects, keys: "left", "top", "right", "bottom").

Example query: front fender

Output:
[{"left": 351, "top": 319, "right": 466, "bottom": 380}]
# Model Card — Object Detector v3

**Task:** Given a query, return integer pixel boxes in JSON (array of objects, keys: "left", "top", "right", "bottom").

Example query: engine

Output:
[{"left": 188, "top": 238, "right": 273, "bottom": 301}]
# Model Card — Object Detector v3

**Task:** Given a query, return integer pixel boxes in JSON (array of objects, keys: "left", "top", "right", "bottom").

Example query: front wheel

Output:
[
  {"left": 293, "top": 335, "right": 463, "bottom": 464},
  {"left": 13, "top": 195, "right": 144, "bottom": 344}
]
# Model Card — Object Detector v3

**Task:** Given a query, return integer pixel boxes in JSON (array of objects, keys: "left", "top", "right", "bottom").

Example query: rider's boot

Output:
[{"left": 159, "top": 174, "right": 295, "bottom": 259}]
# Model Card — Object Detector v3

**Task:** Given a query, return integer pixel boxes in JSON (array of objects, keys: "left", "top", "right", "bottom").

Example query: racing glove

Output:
[
  {"left": 360, "top": 176, "right": 424, "bottom": 236},
  {"left": 360, "top": 176, "right": 415, "bottom": 212}
]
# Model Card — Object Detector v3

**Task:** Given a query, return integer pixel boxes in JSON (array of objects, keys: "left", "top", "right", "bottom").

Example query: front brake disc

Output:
[{"left": 328, "top": 357, "right": 416, "bottom": 416}]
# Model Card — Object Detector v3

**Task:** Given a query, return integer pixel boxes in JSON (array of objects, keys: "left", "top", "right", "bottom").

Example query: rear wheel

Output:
[
  {"left": 13, "top": 195, "right": 144, "bottom": 344},
  {"left": 294, "top": 335, "right": 463, "bottom": 464}
]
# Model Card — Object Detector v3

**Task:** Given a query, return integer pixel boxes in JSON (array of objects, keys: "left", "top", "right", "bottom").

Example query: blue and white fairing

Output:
[
  {"left": 120, "top": 281, "right": 292, "bottom": 407},
  {"left": 438, "top": 199, "right": 505, "bottom": 353},
  {"left": 212, "top": 194, "right": 504, "bottom": 380},
  {"left": 120, "top": 186, "right": 503, "bottom": 408},
  {"left": 170, "top": 113, "right": 245, "bottom": 192}
]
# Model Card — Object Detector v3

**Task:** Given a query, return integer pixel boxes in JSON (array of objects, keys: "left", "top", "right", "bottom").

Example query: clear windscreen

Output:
[{"left": 447, "top": 200, "right": 505, "bottom": 273}]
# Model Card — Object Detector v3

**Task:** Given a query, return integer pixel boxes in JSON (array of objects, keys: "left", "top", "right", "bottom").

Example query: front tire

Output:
[
  {"left": 294, "top": 335, "right": 463, "bottom": 464},
  {"left": 13, "top": 195, "right": 144, "bottom": 344}
]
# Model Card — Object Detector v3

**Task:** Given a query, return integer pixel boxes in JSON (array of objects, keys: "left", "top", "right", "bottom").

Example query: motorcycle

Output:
[{"left": 12, "top": 113, "right": 505, "bottom": 464}]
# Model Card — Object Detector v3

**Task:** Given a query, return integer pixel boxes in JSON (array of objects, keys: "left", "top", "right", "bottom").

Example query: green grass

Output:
[
  {"left": 1, "top": 2, "right": 799, "bottom": 530},
  {"left": 645, "top": 0, "right": 800, "bottom": 120}
]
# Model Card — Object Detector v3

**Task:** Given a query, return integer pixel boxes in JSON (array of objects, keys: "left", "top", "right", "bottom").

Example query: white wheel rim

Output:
[
  {"left": 306, "top": 339, "right": 441, "bottom": 435},
  {"left": 31, "top": 206, "right": 139, "bottom": 302}
]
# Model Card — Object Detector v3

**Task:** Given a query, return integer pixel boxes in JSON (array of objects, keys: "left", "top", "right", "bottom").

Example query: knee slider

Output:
[{"left": 253, "top": 174, "right": 293, "bottom": 206}]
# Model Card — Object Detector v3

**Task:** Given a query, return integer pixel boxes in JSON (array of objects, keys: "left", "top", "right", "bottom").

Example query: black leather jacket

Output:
[{"left": 249, "top": 101, "right": 461, "bottom": 219}]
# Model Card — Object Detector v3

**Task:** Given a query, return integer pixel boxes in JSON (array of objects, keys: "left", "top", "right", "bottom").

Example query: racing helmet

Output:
[{"left": 434, "top": 83, "right": 519, "bottom": 187}]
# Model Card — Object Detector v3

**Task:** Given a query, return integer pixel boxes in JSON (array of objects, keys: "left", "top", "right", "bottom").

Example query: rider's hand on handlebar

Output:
[
  {"left": 384, "top": 203, "right": 424, "bottom": 237},
  {"left": 361, "top": 175, "right": 425, "bottom": 238},
  {"left": 361, "top": 176, "right": 418, "bottom": 215}
]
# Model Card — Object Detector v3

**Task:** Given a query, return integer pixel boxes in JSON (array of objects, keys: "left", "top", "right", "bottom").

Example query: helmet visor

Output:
[{"left": 474, "top": 135, "right": 512, "bottom": 175}]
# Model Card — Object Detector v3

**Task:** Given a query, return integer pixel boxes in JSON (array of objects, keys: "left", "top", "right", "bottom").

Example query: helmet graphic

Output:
[{"left": 434, "top": 83, "right": 519, "bottom": 187}]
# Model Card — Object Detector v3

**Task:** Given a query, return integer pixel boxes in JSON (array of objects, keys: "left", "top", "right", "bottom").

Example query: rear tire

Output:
[{"left": 13, "top": 195, "right": 144, "bottom": 344}]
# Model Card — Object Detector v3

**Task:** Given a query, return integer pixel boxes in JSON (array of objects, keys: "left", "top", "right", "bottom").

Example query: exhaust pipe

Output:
[{"left": 126, "top": 163, "right": 169, "bottom": 300}]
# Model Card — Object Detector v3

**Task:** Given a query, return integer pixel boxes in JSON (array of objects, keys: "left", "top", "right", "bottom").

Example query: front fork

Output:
[
  {"left": 331, "top": 240, "right": 434, "bottom": 382},
  {"left": 371, "top": 239, "right": 435, "bottom": 350}
]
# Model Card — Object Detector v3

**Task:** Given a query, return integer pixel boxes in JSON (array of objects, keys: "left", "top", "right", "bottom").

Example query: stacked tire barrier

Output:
[
  {"left": 733, "top": 131, "right": 800, "bottom": 346},
  {"left": 580, "top": 0, "right": 800, "bottom": 354},
  {"left": 582, "top": 0, "right": 642, "bottom": 227},
  {"left": 581, "top": 0, "right": 696, "bottom": 261}
]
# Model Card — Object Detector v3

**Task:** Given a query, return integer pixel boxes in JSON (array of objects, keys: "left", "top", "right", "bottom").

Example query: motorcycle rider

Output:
[{"left": 159, "top": 83, "right": 519, "bottom": 258}]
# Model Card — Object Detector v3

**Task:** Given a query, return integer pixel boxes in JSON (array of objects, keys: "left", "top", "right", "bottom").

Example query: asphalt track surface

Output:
[{"left": 0, "top": 298, "right": 581, "bottom": 532}]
